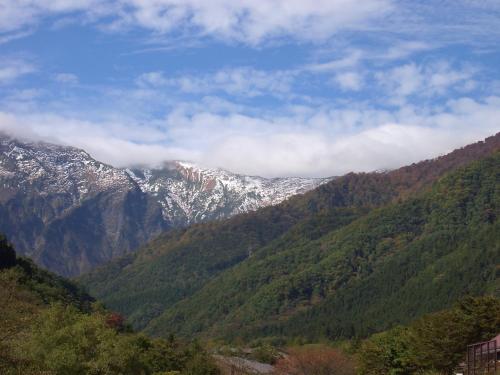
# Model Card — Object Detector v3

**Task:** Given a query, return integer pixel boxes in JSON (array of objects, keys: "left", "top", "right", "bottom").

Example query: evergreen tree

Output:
[{"left": 0, "top": 235, "right": 16, "bottom": 269}]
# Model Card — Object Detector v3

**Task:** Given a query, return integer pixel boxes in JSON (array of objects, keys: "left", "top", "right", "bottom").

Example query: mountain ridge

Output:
[
  {"left": 0, "top": 134, "right": 327, "bottom": 276},
  {"left": 126, "top": 160, "right": 327, "bottom": 226}
]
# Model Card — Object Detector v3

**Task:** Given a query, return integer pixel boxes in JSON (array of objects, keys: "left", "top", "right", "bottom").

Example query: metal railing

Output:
[{"left": 465, "top": 338, "right": 498, "bottom": 374}]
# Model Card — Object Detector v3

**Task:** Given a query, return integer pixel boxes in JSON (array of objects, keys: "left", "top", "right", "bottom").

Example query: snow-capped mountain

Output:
[
  {"left": 0, "top": 137, "right": 134, "bottom": 199},
  {"left": 0, "top": 134, "right": 329, "bottom": 276},
  {"left": 126, "top": 161, "right": 326, "bottom": 226},
  {"left": 0, "top": 135, "right": 166, "bottom": 276}
]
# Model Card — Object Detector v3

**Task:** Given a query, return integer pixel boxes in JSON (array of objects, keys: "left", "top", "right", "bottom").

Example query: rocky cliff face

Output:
[
  {"left": 127, "top": 161, "right": 326, "bottom": 226},
  {"left": 0, "top": 136, "right": 167, "bottom": 276},
  {"left": 0, "top": 135, "right": 328, "bottom": 276}
]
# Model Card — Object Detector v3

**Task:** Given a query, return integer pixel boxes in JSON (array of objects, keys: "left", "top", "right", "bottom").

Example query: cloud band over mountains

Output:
[{"left": 0, "top": 0, "right": 499, "bottom": 177}]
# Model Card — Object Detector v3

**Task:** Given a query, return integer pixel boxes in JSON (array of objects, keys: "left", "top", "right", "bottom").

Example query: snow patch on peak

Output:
[
  {"left": 125, "top": 160, "right": 330, "bottom": 225},
  {"left": 0, "top": 135, "right": 133, "bottom": 200},
  {"left": 0, "top": 134, "right": 331, "bottom": 228}
]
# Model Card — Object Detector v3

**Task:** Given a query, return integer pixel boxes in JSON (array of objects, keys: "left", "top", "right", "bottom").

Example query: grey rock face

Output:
[
  {"left": 0, "top": 135, "right": 328, "bottom": 276},
  {"left": 0, "top": 136, "right": 167, "bottom": 276}
]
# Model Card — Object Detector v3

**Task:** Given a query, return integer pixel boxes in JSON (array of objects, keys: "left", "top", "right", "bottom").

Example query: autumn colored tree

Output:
[
  {"left": 274, "top": 346, "right": 356, "bottom": 375},
  {"left": 106, "top": 311, "right": 126, "bottom": 331}
]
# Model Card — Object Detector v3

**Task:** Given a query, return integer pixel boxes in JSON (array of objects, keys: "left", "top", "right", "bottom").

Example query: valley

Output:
[
  {"left": 1, "top": 133, "right": 499, "bottom": 375},
  {"left": 2, "top": 2, "right": 500, "bottom": 373}
]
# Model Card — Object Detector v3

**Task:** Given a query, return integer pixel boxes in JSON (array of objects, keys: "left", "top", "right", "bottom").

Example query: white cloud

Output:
[
  {"left": 0, "top": 0, "right": 105, "bottom": 33},
  {"left": 135, "top": 71, "right": 168, "bottom": 87},
  {"left": 0, "top": 111, "right": 189, "bottom": 167},
  {"left": 118, "top": 0, "right": 393, "bottom": 44},
  {"left": 136, "top": 68, "right": 294, "bottom": 97},
  {"left": 376, "top": 62, "right": 476, "bottom": 103},
  {"left": 378, "top": 64, "right": 421, "bottom": 97},
  {"left": 382, "top": 41, "right": 432, "bottom": 60},
  {"left": 1, "top": 96, "right": 498, "bottom": 177},
  {"left": 334, "top": 72, "right": 363, "bottom": 91},
  {"left": 2, "top": 0, "right": 500, "bottom": 50},
  {"left": 0, "top": 29, "right": 33, "bottom": 44},
  {"left": 0, "top": 0, "right": 392, "bottom": 45},
  {"left": 0, "top": 59, "right": 35, "bottom": 84},
  {"left": 304, "top": 42, "right": 432, "bottom": 79},
  {"left": 54, "top": 73, "right": 79, "bottom": 84},
  {"left": 176, "top": 99, "right": 500, "bottom": 176},
  {"left": 306, "top": 50, "right": 363, "bottom": 72}
]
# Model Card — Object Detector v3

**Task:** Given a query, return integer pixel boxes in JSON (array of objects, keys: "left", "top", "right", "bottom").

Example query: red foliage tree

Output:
[
  {"left": 274, "top": 346, "right": 356, "bottom": 375},
  {"left": 105, "top": 312, "right": 125, "bottom": 331}
]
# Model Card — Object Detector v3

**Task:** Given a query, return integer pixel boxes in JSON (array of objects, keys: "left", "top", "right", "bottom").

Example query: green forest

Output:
[
  {"left": 2, "top": 238, "right": 498, "bottom": 374},
  {"left": 145, "top": 153, "right": 500, "bottom": 341},
  {"left": 81, "top": 138, "right": 500, "bottom": 343}
]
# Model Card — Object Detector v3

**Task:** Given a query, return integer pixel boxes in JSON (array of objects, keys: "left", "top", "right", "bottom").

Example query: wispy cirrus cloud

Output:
[
  {"left": 333, "top": 72, "right": 364, "bottom": 91},
  {"left": 2, "top": 0, "right": 500, "bottom": 50},
  {"left": 305, "top": 50, "right": 364, "bottom": 73},
  {"left": 0, "top": 0, "right": 392, "bottom": 45},
  {"left": 103, "top": 0, "right": 394, "bottom": 44},
  {"left": 0, "top": 59, "right": 35, "bottom": 84},
  {"left": 375, "top": 62, "right": 477, "bottom": 104},
  {"left": 53, "top": 73, "right": 79, "bottom": 85},
  {"left": 381, "top": 41, "right": 432, "bottom": 60},
  {"left": 133, "top": 58, "right": 479, "bottom": 102},
  {"left": 0, "top": 0, "right": 106, "bottom": 33},
  {"left": 136, "top": 68, "right": 295, "bottom": 98}
]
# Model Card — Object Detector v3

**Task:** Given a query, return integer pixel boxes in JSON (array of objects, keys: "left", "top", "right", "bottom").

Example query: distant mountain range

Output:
[
  {"left": 0, "top": 134, "right": 327, "bottom": 276},
  {"left": 80, "top": 133, "right": 500, "bottom": 342}
]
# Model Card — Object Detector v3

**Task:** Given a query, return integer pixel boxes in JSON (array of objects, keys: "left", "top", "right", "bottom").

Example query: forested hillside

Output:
[
  {"left": 81, "top": 134, "right": 500, "bottom": 342},
  {"left": 0, "top": 237, "right": 220, "bottom": 374},
  {"left": 159, "top": 152, "right": 498, "bottom": 341}
]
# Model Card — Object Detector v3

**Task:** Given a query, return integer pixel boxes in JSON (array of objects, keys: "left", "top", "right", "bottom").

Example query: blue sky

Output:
[{"left": 0, "top": 0, "right": 500, "bottom": 177}]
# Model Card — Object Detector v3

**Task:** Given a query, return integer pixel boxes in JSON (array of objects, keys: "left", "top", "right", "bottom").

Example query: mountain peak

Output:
[
  {"left": 126, "top": 159, "right": 329, "bottom": 225},
  {"left": 0, "top": 134, "right": 327, "bottom": 275}
]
